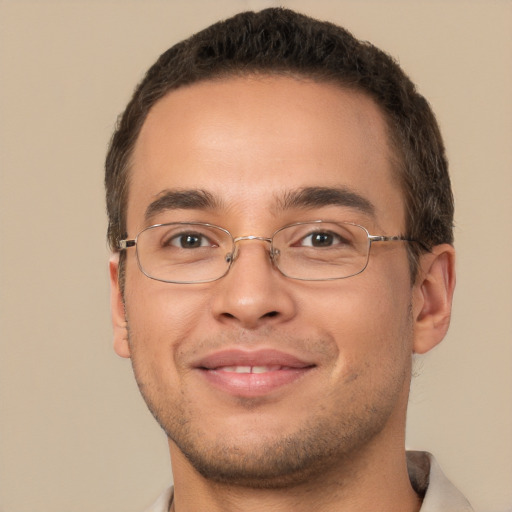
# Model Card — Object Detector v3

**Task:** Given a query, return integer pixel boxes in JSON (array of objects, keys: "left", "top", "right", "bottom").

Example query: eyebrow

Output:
[
  {"left": 277, "top": 186, "right": 375, "bottom": 217},
  {"left": 144, "top": 185, "right": 375, "bottom": 223},
  {"left": 144, "top": 189, "right": 220, "bottom": 223}
]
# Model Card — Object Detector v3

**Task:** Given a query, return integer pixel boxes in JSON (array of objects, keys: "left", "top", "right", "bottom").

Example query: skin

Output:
[{"left": 110, "top": 76, "right": 455, "bottom": 512}]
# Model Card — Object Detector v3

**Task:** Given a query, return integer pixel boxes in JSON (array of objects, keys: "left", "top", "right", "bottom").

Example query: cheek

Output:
[
  {"left": 123, "top": 286, "right": 210, "bottom": 407},
  {"left": 124, "top": 265, "right": 209, "bottom": 363},
  {"left": 298, "top": 274, "right": 413, "bottom": 371}
]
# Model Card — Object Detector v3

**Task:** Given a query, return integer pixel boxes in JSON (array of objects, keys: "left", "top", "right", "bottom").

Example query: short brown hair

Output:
[{"left": 105, "top": 8, "right": 453, "bottom": 279}]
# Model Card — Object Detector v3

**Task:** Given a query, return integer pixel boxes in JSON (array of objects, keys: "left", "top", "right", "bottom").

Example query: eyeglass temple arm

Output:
[
  {"left": 369, "top": 234, "right": 410, "bottom": 242},
  {"left": 118, "top": 240, "right": 136, "bottom": 250},
  {"left": 369, "top": 235, "right": 430, "bottom": 252}
]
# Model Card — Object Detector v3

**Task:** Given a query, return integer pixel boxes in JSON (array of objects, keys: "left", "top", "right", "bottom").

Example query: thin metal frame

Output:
[{"left": 118, "top": 220, "right": 414, "bottom": 284}]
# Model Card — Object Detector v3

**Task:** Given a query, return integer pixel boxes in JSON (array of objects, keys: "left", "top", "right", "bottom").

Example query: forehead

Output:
[{"left": 128, "top": 75, "right": 404, "bottom": 232}]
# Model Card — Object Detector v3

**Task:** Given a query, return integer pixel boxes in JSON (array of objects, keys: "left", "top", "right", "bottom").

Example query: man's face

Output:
[{"left": 111, "top": 76, "right": 418, "bottom": 486}]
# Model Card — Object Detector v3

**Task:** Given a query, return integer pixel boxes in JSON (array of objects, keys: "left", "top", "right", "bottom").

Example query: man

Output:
[{"left": 105, "top": 8, "right": 472, "bottom": 512}]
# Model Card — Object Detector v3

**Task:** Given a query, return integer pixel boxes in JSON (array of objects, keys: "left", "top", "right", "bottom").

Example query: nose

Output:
[{"left": 211, "top": 238, "right": 296, "bottom": 330}]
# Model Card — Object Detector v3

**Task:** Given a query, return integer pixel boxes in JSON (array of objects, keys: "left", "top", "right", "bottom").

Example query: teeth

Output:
[
  {"left": 220, "top": 366, "right": 251, "bottom": 373},
  {"left": 251, "top": 365, "right": 280, "bottom": 373},
  {"left": 251, "top": 366, "right": 270, "bottom": 374},
  {"left": 218, "top": 365, "right": 282, "bottom": 374}
]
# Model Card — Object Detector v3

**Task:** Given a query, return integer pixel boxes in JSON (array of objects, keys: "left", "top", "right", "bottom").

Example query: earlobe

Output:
[
  {"left": 412, "top": 244, "right": 456, "bottom": 354},
  {"left": 109, "top": 254, "right": 131, "bottom": 358}
]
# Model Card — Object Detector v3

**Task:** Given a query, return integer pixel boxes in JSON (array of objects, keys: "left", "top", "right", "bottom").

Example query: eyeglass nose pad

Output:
[
  {"left": 225, "top": 244, "right": 240, "bottom": 264},
  {"left": 270, "top": 247, "right": 280, "bottom": 265},
  {"left": 225, "top": 243, "right": 278, "bottom": 266}
]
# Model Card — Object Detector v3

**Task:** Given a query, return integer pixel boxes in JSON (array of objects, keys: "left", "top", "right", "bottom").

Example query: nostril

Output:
[{"left": 265, "top": 311, "right": 279, "bottom": 318}]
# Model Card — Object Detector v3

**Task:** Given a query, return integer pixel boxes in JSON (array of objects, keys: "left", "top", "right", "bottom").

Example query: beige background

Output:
[{"left": 0, "top": 1, "right": 511, "bottom": 511}]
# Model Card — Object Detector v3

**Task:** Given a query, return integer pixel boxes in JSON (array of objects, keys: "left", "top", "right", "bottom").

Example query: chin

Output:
[{"left": 164, "top": 406, "right": 394, "bottom": 489}]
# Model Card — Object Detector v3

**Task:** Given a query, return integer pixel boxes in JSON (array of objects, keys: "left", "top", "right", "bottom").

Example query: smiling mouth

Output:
[
  {"left": 211, "top": 365, "right": 295, "bottom": 374},
  {"left": 195, "top": 351, "right": 316, "bottom": 397}
]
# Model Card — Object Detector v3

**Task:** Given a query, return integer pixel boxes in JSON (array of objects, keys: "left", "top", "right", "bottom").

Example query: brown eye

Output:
[
  {"left": 166, "top": 232, "right": 211, "bottom": 249},
  {"left": 299, "top": 231, "right": 343, "bottom": 248}
]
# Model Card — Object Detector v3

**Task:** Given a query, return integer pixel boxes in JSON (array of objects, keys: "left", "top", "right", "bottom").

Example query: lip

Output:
[{"left": 192, "top": 348, "right": 316, "bottom": 397}]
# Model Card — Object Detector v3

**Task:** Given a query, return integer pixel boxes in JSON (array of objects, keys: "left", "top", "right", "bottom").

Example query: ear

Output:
[
  {"left": 412, "top": 244, "right": 456, "bottom": 354},
  {"left": 109, "top": 253, "right": 131, "bottom": 358}
]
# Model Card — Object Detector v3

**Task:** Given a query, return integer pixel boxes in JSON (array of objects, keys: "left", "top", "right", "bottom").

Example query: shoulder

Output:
[
  {"left": 407, "top": 451, "right": 474, "bottom": 512},
  {"left": 143, "top": 486, "right": 174, "bottom": 512}
]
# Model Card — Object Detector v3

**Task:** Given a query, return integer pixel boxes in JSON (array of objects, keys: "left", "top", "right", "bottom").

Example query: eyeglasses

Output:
[{"left": 118, "top": 221, "right": 414, "bottom": 284}]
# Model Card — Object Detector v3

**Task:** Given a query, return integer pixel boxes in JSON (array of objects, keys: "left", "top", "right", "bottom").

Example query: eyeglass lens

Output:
[{"left": 134, "top": 222, "right": 371, "bottom": 283}]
